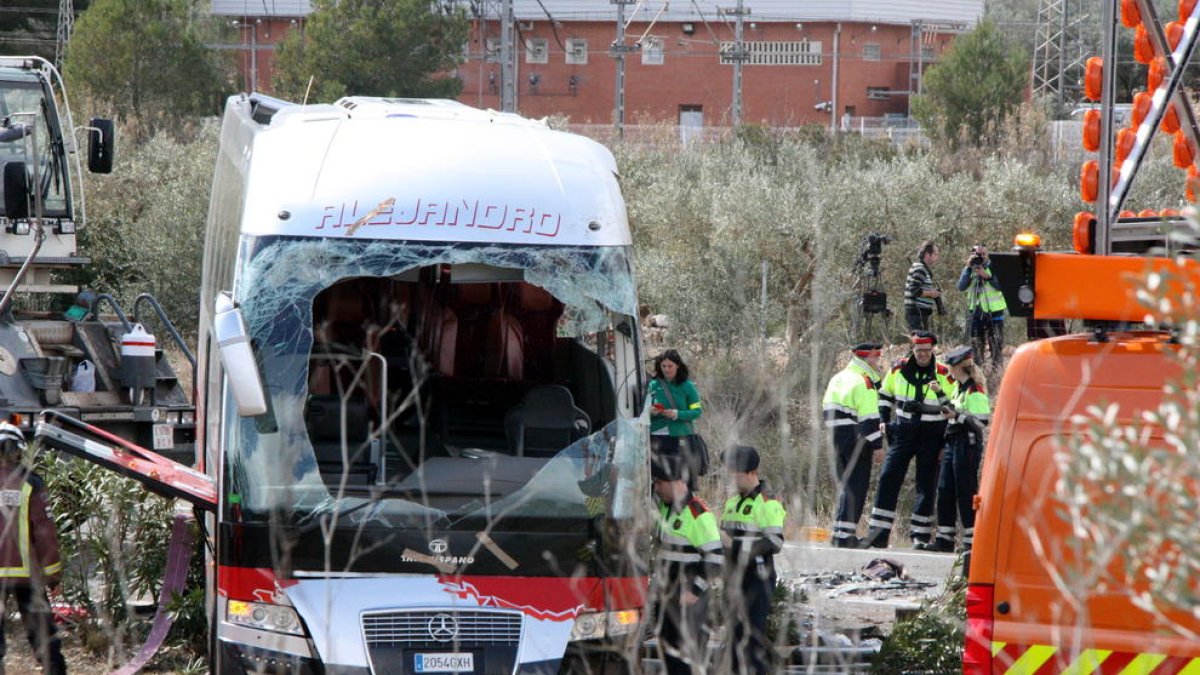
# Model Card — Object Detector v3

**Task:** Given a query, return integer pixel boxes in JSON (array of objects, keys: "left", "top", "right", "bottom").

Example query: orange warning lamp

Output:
[
  {"left": 1115, "top": 127, "right": 1137, "bottom": 165},
  {"left": 1083, "top": 109, "right": 1101, "bottom": 151},
  {"left": 1173, "top": 131, "right": 1195, "bottom": 168},
  {"left": 1123, "top": 0, "right": 1143, "bottom": 26},
  {"left": 1184, "top": 0, "right": 1199, "bottom": 20},
  {"left": 1120, "top": 209, "right": 1138, "bottom": 218},
  {"left": 1149, "top": 57, "right": 1168, "bottom": 91},
  {"left": 1138, "top": 209, "right": 1159, "bottom": 217},
  {"left": 1085, "top": 57, "right": 1104, "bottom": 100},
  {"left": 1187, "top": 165, "right": 1200, "bottom": 202},
  {"left": 1132, "top": 91, "right": 1152, "bottom": 128},
  {"left": 1162, "top": 208, "right": 1181, "bottom": 216},
  {"left": 1081, "top": 160, "right": 1099, "bottom": 202},
  {"left": 1134, "top": 25, "right": 1154, "bottom": 64},
  {"left": 1167, "top": 21, "right": 1185, "bottom": 51},
  {"left": 1163, "top": 104, "right": 1181, "bottom": 133},
  {"left": 1014, "top": 232, "right": 1042, "bottom": 250},
  {"left": 1073, "top": 212, "right": 1094, "bottom": 254}
]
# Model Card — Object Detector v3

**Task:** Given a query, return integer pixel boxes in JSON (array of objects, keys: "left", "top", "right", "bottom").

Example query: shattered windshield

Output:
[
  {"left": 223, "top": 235, "right": 646, "bottom": 530},
  {"left": 0, "top": 77, "right": 67, "bottom": 216}
]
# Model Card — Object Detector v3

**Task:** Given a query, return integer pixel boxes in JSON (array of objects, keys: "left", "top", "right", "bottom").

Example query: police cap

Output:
[
  {"left": 945, "top": 345, "right": 974, "bottom": 366},
  {"left": 911, "top": 330, "right": 937, "bottom": 346},
  {"left": 852, "top": 342, "right": 883, "bottom": 357},
  {"left": 724, "top": 445, "right": 760, "bottom": 473}
]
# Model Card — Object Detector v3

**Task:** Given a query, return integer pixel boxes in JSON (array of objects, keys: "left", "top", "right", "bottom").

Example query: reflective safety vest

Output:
[
  {"left": 822, "top": 357, "right": 883, "bottom": 448},
  {"left": 879, "top": 359, "right": 954, "bottom": 425},
  {"left": 0, "top": 467, "right": 62, "bottom": 583},
  {"left": 988, "top": 640, "right": 1200, "bottom": 674},
  {"left": 947, "top": 377, "right": 991, "bottom": 442},
  {"left": 720, "top": 482, "right": 787, "bottom": 583},
  {"left": 960, "top": 266, "right": 1008, "bottom": 315},
  {"left": 656, "top": 495, "right": 723, "bottom": 598}
]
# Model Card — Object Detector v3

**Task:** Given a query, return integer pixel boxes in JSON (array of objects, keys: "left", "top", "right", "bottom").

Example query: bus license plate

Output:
[
  {"left": 414, "top": 652, "right": 474, "bottom": 673},
  {"left": 152, "top": 424, "right": 174, "bottom": 450}
]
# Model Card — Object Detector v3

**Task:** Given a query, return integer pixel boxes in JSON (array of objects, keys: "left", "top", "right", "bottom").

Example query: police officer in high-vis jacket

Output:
[
  {"left": 822, "top": 343, "right": 884, "bottom": 548},
  {"left": 862, "top": 331, "right": 954, "bottom": 549},
  {"left": 720, "top": 445, "right": 786, "bottom": 675},
  {"left": 0, "top": 422, "right": 66, "bottom": 675},
  {"left": 652, "top": 455, "right": 722, "bottom": 675},
  {"left": 920, "top": 346, "right": 991, "bottom": 553}
]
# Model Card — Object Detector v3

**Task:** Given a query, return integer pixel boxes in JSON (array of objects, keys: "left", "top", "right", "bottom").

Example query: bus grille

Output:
[{"left": 362, "top": 610, "right": 522, "bottom": 648}]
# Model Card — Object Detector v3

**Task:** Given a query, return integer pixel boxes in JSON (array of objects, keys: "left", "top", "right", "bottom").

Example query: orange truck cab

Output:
[{"left": 964, "top": 248, "right": 1200, "bottom": 673}]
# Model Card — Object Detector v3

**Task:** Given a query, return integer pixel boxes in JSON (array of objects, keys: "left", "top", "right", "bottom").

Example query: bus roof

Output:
[{"left": 222, "top": 96, "right": 631, "bottom": 247}]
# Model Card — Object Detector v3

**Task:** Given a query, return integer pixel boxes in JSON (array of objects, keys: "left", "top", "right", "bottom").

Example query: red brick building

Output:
[{"left": 212, "top": 0, "right": 984, "bottom": 129}]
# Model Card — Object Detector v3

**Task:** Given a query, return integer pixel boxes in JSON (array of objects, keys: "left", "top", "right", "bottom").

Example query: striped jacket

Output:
[
  {"left": 0, "top": 465, "right": 62, "bottom": 586},
  {"left": 904, "top": 261, "right": 937, "bottom": 312}
]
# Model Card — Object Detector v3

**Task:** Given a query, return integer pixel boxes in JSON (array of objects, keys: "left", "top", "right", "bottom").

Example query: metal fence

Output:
[{"left": 566, "top": 119, "right": 1085, "bottom": 157}]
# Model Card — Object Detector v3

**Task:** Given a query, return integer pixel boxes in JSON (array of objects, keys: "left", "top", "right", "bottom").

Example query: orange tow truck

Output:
[{"left": 964, "top": 0, "right": 1200, "bottom": 671}]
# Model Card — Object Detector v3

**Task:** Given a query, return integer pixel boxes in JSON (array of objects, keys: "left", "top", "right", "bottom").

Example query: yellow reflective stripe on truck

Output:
[
  {"left": 1061, "top": 649, "right": 1111, "bottom": 674},
  {"left": 1007, "top": 644, "right": 1056, "bottom": 673},
  {"left": 995, "top": 643, "right": 1200, "bottom": 674}
]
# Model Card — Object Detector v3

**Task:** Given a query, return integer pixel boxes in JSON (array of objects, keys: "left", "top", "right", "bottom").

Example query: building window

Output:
[
  {"left": 922, "top": 45, "right": 937, "bottom": 60},
  {"left": 867, "top": 87, "right": 890, "bottom": 100},
  {"left": 719, "top": 40, "right": 822, "bottom": 66},
  {"left": 642, "top": 37, "right": 665, "bottom": 65},
  {"left": 484, "top": 37, "right": 500, "bottom": 63},
  {"left": 863, "top": 43, "right": 881, "bottom": 61},
  {"left": 566, "top": 38, "right": 588, "bottom": 65},
  {"left": 526, "top": 38, "right": 548, "bottom": 64}
]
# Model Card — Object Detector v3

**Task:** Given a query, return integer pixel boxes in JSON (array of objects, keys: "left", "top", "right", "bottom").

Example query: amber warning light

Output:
[{"left": 1014, "top": 232, "right": 1042, "bottom": 250}]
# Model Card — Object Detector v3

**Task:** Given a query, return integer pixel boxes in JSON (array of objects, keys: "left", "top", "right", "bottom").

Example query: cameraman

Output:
[
  {"left": 956, "top": 245, "right": 1007, "bottom": 367},
  {"left": 903, "top": 241, "right": 943, "bottom": 331}
]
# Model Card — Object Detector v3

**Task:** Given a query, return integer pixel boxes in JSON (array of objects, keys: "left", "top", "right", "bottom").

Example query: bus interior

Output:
[{"left": 301, "top": 265, "right": 628, "bottom": 512}]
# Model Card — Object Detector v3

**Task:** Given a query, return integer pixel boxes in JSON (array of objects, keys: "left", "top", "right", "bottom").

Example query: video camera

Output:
[
  {"left": 859, "top": 232, "right": 891, "bottom": 265},
  {"left": 969, "top": 245, "right": 986, "bottom": 269}
]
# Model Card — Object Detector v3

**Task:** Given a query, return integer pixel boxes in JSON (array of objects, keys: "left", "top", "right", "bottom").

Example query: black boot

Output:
[
  {"left": 832, "top": 535, "right": 860, "bottom": 549},
  {"left": 859, "top": 528, "right": 889, "bottom": 549},
  {"left": 917, "top": 537, "right": 955, "bottom": 553}
]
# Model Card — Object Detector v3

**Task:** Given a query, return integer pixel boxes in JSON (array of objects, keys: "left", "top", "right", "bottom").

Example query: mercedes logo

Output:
[
  {"left": 428, "top": 613, "right": 459, "bottom": 642},
  {"left": 429, "top": 539, "right": 449, "bottom": 554}
]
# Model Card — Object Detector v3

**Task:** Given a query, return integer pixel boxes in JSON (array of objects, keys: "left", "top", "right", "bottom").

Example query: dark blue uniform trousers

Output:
[
  {"left": 833, "top": 435, "right": 873, "bottom": 544},
  {"left": 935, "top": 433, "right": 983, "bottom": 547},
  {"left": 870, "top": 422, "right": 944, "bottom": 544}
]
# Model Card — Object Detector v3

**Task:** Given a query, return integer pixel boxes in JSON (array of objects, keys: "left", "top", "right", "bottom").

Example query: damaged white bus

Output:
[{"left": 198, "top": 96, "right": 651, "bottom": 674}]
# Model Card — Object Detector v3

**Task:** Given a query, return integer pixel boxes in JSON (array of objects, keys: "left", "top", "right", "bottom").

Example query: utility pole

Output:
[
  {"left": 55, "top": 0, "right": 73, "bottom": 70},
  {"left": 610, "top": 0, "right": 638, "bottom": 138},
  {"left": 500, "top": 0, "right": 516, "bottom": 112},
  {"left": 721, "top": 0, "right": 751, "bottom": 125}
]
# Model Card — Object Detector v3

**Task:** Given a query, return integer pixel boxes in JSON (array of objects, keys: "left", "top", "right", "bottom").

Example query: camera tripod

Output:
[
  {"left": 849, "top": 255, "right": 893, "bottom": 344},
  {"left": 963, "top": 276, "right": 1003, "bottom": 370}
]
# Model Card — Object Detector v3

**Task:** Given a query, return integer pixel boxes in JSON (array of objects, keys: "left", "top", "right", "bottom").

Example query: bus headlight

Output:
[
  {"left": 568, "top": 609, "right": 641, "bottom": 641},
  {"left": 227, "top": 599, "right": 305, "bottom": 636}
]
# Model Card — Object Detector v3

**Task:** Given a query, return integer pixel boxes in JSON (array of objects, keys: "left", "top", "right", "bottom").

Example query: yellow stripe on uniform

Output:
[
  {"left": 1061, "top": 649, "right": 1112, "bottom": 675},
  {"left": 1176, "top": 658, "right": 1200, "bottom": 675},
  {"left": 1006, "top": 644, "right": 1057, "bottom": 674},
  {"left": 1119, "top": 653, "right": 1167, "bottom": 674},
  {"left": 688, "top": 402, "right": 702, "bottom": 410}
]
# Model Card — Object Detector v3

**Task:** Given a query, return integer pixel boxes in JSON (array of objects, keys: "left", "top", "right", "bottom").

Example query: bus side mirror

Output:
[
  {"left": 87, "top": 118, "right": 114, "bottom": 174},
  {"left": 2, "top": 161, "right": 29, "bottom": 219},
  {"left": 213, "top": 291, "right": 268, "bottom": 416}
]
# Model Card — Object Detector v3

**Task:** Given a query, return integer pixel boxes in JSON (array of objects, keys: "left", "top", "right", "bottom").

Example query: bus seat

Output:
[
  {"left": 510, "top": 284, "right": 563, "bottom": 380},
  {"left": 504, "top": 385, "right": 590, "bottom": 457},
  {"left": 306, "top": 395, "right": 377, "bottom": 484}
]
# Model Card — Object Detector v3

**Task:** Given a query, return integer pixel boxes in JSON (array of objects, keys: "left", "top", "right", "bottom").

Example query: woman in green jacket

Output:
[{"left": 649, "top": 349, "right": 705, "bottom": 487}]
